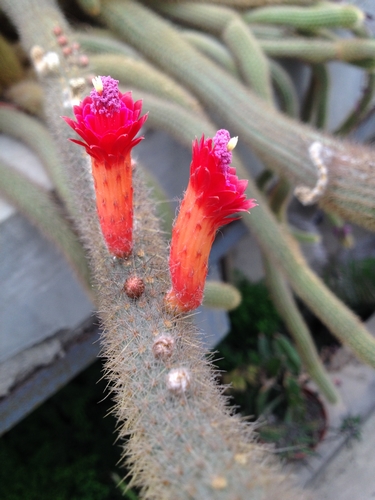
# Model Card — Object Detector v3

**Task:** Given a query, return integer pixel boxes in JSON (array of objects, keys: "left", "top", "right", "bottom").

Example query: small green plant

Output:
[
  {"left": 221, "top": 332, "right": 302, "bottom": 417},
  {"left": 216, "top": 278, "right": 282, "bottom": 372},
  {"left": 324, "top": 257, "right": 375, "bottom": 320},
  {"left": 339, "top": 415, "right": 362, "bottom": 444},
  {"left": 218, "top": 278, "right": 326, "bottom": 459}
]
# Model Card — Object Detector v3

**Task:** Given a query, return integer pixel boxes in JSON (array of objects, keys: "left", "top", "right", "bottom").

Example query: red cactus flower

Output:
[
  {"left": 166, "top": 129, "right": 257, "bottom": 313},
  {"left": 63, "top": 76, "right": 147, "bottom": 258}
]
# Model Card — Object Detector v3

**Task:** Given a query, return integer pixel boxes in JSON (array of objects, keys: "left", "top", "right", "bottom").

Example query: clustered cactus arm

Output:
[
  {"left": 0, "top": 0, "right": 310, "bottom": 498},
  {"left": 102, "top": 0, "right": 375, "bottom": 231}
]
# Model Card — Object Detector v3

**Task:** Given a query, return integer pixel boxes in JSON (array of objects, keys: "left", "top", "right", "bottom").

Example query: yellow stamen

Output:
[
  {"left": 92, "top": 76, "right": 103, "bottom": 95},
  {"left": 227, "top": 136, "right": 238, "bottom": 151}
]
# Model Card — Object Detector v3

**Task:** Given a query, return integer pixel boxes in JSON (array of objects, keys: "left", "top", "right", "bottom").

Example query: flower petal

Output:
[{"left": 64, "top": 78, "right": 147, "bottom": 165}]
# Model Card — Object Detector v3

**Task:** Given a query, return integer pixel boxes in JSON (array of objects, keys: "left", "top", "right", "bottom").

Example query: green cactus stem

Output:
[
  {"left": 244, "top": 22, "right": 295, "bottom": 39},
  {"left": 289, "top": 226, "right": 321, "bottom": 244},
  {"left": 4, "top": 79, "right": 44, "bottom": 117},
  {"left": 268, "top": 177, "right": 292, "bottom": 219},
  {"left": 75, "top": 30, "right": 140, "bottom": 59},
  {"left": 101, "top": 0, "right": 375, "bottom": 231},
  {"left": 90, "top": 53, "right": 204, "bottom": 113},
  {"left": 203, "top": 281, "right": 242, "bottom": 311},
  {"left": 269, "top": 59, "right": 300, "bottom": 117},
  {"left": 155, "top": 2, "right": 236, "bottom": 34},
  {"left": 130, "top": 89, "right": 207, "bottom": 140},
  {"left": 223, "top": 17, "right": 273, "bottom": 102},
  {"left": 76, "top": 0, "right": 101, "bottom": 16},
  {"left": 263, "top": 256, "right": 340, "bottom": 403},
  {"left": 182, "top": 27, "right": 299, "bottom": 117},
  {"left": 243, "top": 2, "right": 365, "bottom": 30},
  {"left": 238, "top": 178, "right": 375, "bottom": 369},
  {"left": 0, "top": 106, "right": 75, "bottom": 215},
  {"left": 154, "top": 1, "right": 374, "bottom": 66},
  {"left": 181, "top": 30, "right": 238, "bottom": 76},
  {"left": 221, "top": 20, "right": 336, "bottom": 403},
  {"left": 258, "top": 37, "right": 375, "bottom": 66},
  {"left": 301, "top": 63, "right": 329, "bottom": 129},
  {"left": 312, "top": 64, "right": 329, "bottom": 129},
  {"left": 0, "top": 33, "right": 24, "bottom": 87},
  {"left": 0, "top": 158, "right": 92, "bottom": 298}
]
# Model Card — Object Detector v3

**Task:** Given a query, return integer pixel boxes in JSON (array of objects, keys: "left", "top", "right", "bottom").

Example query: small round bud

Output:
[
  {"left": 166, "top": 367, "right": 191, "bottom": 394},
  {"left": 53, "top": 25, "right": 62, "bottom": 36},
  {"left": 79, "top": 55, "right": 89, "bottom": 67},
  {"left": 62, "top": 46, "right": 72, "bottom": 57},
  {"left": 57, "top": 35, "right": 68, "bottom": 46},
  {"left": 123, "top": 276, "right": 145, "bottom": 299},
  {"left": 153, "top": 335, "right": 175, "bottom": 360}
]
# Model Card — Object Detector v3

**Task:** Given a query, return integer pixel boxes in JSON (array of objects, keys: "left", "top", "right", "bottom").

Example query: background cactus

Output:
[{"left": 1, "top": 0, "right": 375, "bottom": 498}]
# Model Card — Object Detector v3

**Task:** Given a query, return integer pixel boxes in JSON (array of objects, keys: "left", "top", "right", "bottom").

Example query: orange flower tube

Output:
[
  {"left": 166, "top": 130, "right": 257, "bottom": 313},
  {"left": 63, "top": 76, "right": 147, "bottom": 258}
]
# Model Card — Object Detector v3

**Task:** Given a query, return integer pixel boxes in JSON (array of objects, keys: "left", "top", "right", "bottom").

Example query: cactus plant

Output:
[{"left": 1, "top": 0, "right": 375, "bottom": 497}]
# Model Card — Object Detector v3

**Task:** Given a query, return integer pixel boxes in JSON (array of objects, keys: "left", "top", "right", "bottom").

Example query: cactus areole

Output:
[
  {"left": 166, "top": 129, "right": 257, "bottom": 313},
  {"left": 63, "top": 75, "right": 147, "bottom": 258}
]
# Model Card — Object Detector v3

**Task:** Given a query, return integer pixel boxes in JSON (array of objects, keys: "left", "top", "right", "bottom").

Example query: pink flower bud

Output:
[
  {"left": 63, "top": 76, "right": 148, "bottom": 257},
  {"left": 166, "top": 130, "right": 257, "bottom": 312}
]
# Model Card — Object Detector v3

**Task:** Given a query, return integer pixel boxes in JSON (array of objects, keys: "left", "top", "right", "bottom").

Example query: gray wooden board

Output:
[
  {"left": 0, "top": 319, "right": 100, "bottom": 436},
  {"left": 0, "top": 213, "right": 93, "bottom": 363}
]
